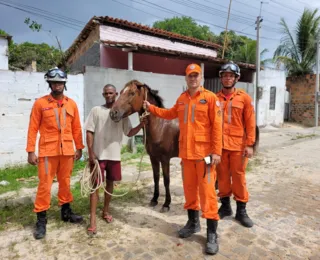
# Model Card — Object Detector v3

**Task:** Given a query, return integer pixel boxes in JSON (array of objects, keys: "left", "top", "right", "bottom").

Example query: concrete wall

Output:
[
  {"left": 256, "top": 68, "right": 286, "bottom": 127},
  {"left": 83, "top": 66, "right": 186, "bottom": 129},
  {"left": 286, "top": 74, "right": 320, "bottom": 126},
  {"left": 0, "top": 37, "right": 9, "bottom": 70},
  {"left": 69, "top": 43, "right": 100, "bottom": 73},
  {"left": 0, "top": 70, "right": 84, "bottom": 168},
  {"left": 205, "top": 68, "right": 286, "bottom": 127}
]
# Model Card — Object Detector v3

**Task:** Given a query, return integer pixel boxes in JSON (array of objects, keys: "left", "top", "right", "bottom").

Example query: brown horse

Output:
[
  {"left": 110, "top": 80, "right": 179, "bottom": 212},
  {"left": 109, "top": 80, "right": 260, "bottom": 211}
]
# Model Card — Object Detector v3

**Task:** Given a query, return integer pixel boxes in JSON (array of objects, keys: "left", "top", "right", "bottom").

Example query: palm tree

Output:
[
  {"left": 273, "top": 8, "right": 320, "bottom": 76},
  {"left": 234, "top": 40, "right": 269, "bottom": 65}
]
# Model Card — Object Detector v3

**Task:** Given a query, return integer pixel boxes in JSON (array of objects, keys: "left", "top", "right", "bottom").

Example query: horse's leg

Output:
[
  {"left": 160, "top": 159, "right": 171, "bottom": 212},
  {"left": 149, "top": 156, "right": 160, "bottom": 207}
]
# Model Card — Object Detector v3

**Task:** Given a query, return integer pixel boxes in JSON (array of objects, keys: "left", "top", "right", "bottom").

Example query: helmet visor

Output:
[
  {"left": 46, "top": 69, "right": 67, "bottom": 79},
  {"left": 221, "top": 63, "right": 239, "bottom": 73}
]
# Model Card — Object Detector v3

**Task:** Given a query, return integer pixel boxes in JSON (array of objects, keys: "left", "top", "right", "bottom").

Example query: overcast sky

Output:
[{"left": 0, "top": 0, "right": 320, "bottom": 60}]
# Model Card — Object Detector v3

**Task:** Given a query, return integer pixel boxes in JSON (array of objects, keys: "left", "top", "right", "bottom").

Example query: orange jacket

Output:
[
  {"left": 216, "top": 89, "right": 255, "bottom": 151},
  {"left": 149, "top": 87, "right": 222, "bottom": 160},
  {"left": 26, "top": 94, "right": 85, "bottom": 157}
]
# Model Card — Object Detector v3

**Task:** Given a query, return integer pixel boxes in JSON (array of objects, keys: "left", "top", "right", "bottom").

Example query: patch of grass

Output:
[
  {"left": 0, "top": 160, "right": 87, "bottom": 195},
  {"left": 121, "top": 145, "right": 131, "bottom": 154},
  {"left": 0, "top": 203, "right": 35, "bottom": 231},
  {"left": 121, "top": 144, "right": 146, "bottom": 163},
  {"left": 0, "top": 180, "right": 146, "bottom": 231},
  {"left": 291, "top": 134, "right": 317, "bottom": 140},
  {"left": 136, "top": 162, "right": 152, "bottom": 171},
  {"left": 246, "top": 157, "right": 263, "bottom": 172}
]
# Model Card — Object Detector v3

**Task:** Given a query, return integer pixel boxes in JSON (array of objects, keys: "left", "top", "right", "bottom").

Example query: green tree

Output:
[
  {"left": 153, "top": 16, "right": 216, "bottom": 41},
  {"left": 9, "top": 42, "right": 63, "bottom": 72},
  {"left": 233, "top": 39, "right": 269, "bottom": 65},
  {"left": 273, "top": 8, "right": 320, "bottom": 76},
  {"left": 153, "top": 17, "right": 259, "bottom": 63}
]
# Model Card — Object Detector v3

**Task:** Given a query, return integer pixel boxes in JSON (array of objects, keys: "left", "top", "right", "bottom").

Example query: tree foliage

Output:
[
  {"left": 152, "top": 16, "right": 265, "bottom": 64},
  {"left": 24, "top": 18, "right": 42, "bottom": 32},
  {"left": 273, "top": 8, "right": 320, "bottom": 76},
  {"left": 0, "top": 27, "right": 62, "bottom": 71},
  {"left": 153, "top": 16, "right": 215, "bottom": 41},
  {"left": 8, "top": 42, "right": 63, "bottom": 71},
  {"left": 233, "top": 39, "right": 269, "bottom": 65}
]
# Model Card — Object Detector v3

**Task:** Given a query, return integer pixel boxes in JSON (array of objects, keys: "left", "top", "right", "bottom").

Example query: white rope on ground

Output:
[{"left": 79, "top": 86, "right": 150, "bottom": 198}]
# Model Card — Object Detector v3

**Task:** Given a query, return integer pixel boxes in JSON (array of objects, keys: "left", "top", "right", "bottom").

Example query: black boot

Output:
[
  {"left": 178, "top": 209, "right": 201, "bottom": 238},
  {"left": 61, "top": 203, "right": 83, "bottom": 223},
  {"left": 218, "top": 197, "right": 233, "bottom": 219},
  {"left": 34, "top": 211, "right": 47, "bottom": 240},
  {"left": 235, "top": 201, "right": 253, "bottom": 228},
  {"left": 206, "top": 219, "right": 219, "bottom": 255}
]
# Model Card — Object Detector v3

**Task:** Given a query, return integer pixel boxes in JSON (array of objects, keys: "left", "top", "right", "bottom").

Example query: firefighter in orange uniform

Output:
[
  {"left": 26, "top": 67, "right": 85, "bottom": 239},
  {"left": 144, "top": 64, "right": 222, "bottom": 255},
  {"left": 216, "top": 62, "right": 256, "bottom": 228}
]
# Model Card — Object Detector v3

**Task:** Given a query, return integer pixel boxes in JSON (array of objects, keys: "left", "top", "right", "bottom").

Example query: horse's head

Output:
[{"left": 110, "top": 80, "right": 149, "bottom": 122}]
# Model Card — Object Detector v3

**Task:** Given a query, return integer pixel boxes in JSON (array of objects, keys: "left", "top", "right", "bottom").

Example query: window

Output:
[{"left": 270, "top": 87, "right": 276, "bottom": 110}]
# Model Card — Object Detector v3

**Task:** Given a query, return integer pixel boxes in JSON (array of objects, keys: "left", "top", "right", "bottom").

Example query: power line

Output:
[
  {"left": 269, "top": 0, "right": 303, "bottom": 15},
  {"left": 0, "top": 0, "right": 83, "bottom": 31},
  {"left": 132, "top": 0, "right": 281, "bottom": 41},
  {"left": 111, "top": 0, "right": 163, "bottom": 19}
]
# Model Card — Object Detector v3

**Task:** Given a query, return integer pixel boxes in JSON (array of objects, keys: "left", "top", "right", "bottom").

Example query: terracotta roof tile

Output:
[
  {"left": 95, "top": 16, "right": 221, "bottom": 49},
  {"left": 65, "top": 16, "right": 222, "bottom": 62}
]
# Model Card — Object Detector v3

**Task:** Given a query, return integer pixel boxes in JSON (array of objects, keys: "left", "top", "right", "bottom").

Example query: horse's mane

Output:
[{"left": 125, "top": 80, "right": 165, "bottom": 108}]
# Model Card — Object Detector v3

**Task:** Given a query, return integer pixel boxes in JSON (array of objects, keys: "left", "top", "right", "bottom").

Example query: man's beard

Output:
[
  {"left": 222, "top": 84, "right": 234, "bottom": 89},
  {"left": 51, "top": 89, "right": 64, "bottom": 96}
]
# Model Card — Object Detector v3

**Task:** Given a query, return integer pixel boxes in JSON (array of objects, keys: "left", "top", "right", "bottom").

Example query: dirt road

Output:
[{"left": 0, "top": 126, "right": 319, "bottom": 260}]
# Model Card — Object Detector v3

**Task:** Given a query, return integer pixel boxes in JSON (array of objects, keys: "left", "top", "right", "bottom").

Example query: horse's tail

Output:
[{"left": 253, "top": 125, "right": 260, "bottom": 155}]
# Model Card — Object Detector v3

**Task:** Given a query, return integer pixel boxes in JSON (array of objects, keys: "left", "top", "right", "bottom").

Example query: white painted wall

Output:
[
  {"left": 84, "top": 66, "right": 186, "bottom": 128},
  {"left": 0, "top": 70, "right": 84, "bottom": 168},
  {"left": 0, "top": 37, "right": 9, "bottom": 70},
  {"left": 254, "top": 68, "right": 286, "bottom": 127}
]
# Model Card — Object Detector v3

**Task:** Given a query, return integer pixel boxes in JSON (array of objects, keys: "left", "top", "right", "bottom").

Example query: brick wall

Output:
[
  {"left": 287, "top": 74, "right": 319, "bottom": 126},
  {"left": 67, "top": 25, "right": 100, "bottom": 67}
]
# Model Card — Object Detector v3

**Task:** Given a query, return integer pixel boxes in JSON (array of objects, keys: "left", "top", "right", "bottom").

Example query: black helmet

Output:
[
  {"left": 44, "top": 67, "right": 67, "bottom": 83},
  {"left": 219, "top": 61, "right": 241, "bottom": 78}
]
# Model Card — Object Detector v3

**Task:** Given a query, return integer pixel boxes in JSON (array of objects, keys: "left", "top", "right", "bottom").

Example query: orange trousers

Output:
[
  {"left": 217, "top": 150, "right": 249, "bottom": 202},
  {"left": 181, "top": 159, "right": 219, "bottom": 220},
  {"left": 34, "top": 155, "right": 74, "bottom": 213}
]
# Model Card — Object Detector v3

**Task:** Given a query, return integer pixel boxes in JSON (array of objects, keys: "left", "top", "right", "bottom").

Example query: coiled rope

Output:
[{"left": 80, "top": 88, "right": 150, "bottom": 197}]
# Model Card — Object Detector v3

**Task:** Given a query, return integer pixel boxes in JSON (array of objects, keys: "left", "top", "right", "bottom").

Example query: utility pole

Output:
[
  {"left": 222, "top": 0, "right": 233, "bottom": 59},
  {"left": 255, "top": 16, "right": 263, "bottom": 123},
  {"left": 315, "top": 36, "right": 319, "bottom": 127},
  {"left": 255, "top": 2, "right": 265, "bottom": 124}
]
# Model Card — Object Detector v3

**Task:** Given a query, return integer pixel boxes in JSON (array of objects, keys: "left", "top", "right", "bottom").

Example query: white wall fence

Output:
[
  {"left": 0, "top": 70, "right": 84, "bottom": 168},
  {"left": 0, "top": 66, "right": 286, "bottom": 168}
]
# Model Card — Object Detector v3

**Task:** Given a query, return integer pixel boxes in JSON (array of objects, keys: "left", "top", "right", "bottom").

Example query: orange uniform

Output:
[
  {"left": 216, "top": 89, "right": 255, "bottom": 202},
  {"left": 26, "top": 94, "right": 84, "bottom": 212},
  {"left": 149, "top": 87, "right": 222, "bottom": 219}
]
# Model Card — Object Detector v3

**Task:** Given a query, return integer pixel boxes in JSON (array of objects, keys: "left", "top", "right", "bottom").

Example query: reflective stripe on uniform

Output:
[
  {"left": 228, "top": 101, "right": 232, "bottom": 124},
  {"left": 44, "top": 157, "right": 48, "bottom": 175},
  {"left": 184, "top": 104, "right": 189, "bottom": 123},
  {"left": 54, "top": 108, "right": 61, "bottom": 130},
  {"left": 191, "top": 104, "right": 196, "bottom": 123}
]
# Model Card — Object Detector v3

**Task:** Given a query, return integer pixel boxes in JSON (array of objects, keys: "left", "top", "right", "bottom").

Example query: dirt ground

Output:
[{"left": 0, "top": 124, "right": 319, "bottom": 260}]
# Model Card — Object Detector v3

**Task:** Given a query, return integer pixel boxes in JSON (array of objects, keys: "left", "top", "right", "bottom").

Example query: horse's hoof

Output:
[
  {"left": 149, "top": 201, "right": 158, "bottom": 207},
  {"left": 160, "top": 206, "right": 170, "bottom": 213}
]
